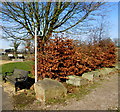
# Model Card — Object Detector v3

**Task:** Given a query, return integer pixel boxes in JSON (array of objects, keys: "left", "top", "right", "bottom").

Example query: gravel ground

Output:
[{"left": 44, "top": 73, "right": 118, "bottom": 110}]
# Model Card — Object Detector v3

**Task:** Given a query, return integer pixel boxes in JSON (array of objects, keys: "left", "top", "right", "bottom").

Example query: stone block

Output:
[
  {"left": 92, "top": 71, "right": 101, "bottom": 78},
  {"left": 90, "top": 71, "right": 100, "bottom": 80},
  {"left": 98, "top": 68, "right": 113, "bottom": 77},
  {"left": 34, "top": 78, "right": 67, "bottom": 103},
  {"left": 82, "top": 73, "right": 93, "bottom": 81},
  {"left": 66, "top": 75, "right": 88, "bottom": 86}
]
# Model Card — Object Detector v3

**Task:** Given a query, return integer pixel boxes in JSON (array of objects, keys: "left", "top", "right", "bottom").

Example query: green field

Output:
[{"left": 1, "top": 61, "right": 34, "bottom": 77}]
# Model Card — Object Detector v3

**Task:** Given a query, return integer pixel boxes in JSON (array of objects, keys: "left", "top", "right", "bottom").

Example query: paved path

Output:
[
  {"left": 1, "top": 82, "right": 15, "bottom": 110},
  {"left": 0, "top": 86, "right": 2, "bottom": 111},
  {"left": 0, "top": 60, "right": 13, "bottom": 65},
  {"left": 0, "top": 60, "right": 14, "bottom": 110},
  {"left": 2, "top": 87, "right": 14, "bottom": 110}
]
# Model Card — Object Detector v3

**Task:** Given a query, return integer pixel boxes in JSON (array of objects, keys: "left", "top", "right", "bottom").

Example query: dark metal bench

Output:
[{"left": 3, "top": 69, "right": 30, "bottom": 92}]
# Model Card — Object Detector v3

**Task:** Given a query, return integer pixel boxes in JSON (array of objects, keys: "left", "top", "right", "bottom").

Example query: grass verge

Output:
[{"left": 1, "top": 61, "right": 34, "bottom": 77}]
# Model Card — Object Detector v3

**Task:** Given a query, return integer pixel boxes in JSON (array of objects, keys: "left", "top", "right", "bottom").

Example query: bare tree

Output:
[
  {"left": 10, "top": 39, "right": 21, "bottom": 58},
  {"left": 87, "top": 15, "right": 109, "bottom": 44},
  {"left": 1, "top": 2, "right": 105, "bottom": 41},
  {"left": 25, "top": 40, "right": 34, "bottom": 54},
  {"left": 113, "top": 38, "right": 119, "bottom": 47}
]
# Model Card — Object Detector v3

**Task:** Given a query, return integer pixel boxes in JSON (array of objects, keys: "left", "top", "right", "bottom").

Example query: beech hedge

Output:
[{"left": 33, "top": 36, "right": 116, "bottom": 81}]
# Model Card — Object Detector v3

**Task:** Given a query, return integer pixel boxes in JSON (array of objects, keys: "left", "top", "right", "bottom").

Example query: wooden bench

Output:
[{"left": 3, "top": 69, "right": 30, "bottom": 92}]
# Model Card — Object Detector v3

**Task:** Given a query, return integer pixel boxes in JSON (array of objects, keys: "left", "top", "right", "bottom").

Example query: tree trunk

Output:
[{"left": 14, "top": 49, "right": 17, "bottom": 59}]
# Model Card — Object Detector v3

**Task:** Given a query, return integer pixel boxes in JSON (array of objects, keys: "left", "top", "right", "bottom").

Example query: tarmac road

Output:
[
  {"left": 1, "top": 86, "right": 13, "bottom": 110},
  {"left": 0, "top": 86, "right": 2, "bottom": 111}
]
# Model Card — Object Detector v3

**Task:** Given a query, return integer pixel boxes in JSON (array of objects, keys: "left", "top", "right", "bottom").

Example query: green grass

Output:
[{"left": 1, "top": 61, "right": 34, "bottom": 77}]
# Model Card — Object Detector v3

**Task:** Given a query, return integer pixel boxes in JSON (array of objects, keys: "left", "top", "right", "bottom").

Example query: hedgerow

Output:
[{"left": 33, "top": 36, "right": 116, "bottom": 81}]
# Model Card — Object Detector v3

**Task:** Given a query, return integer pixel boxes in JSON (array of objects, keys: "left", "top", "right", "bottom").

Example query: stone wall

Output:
[{"left": 66, "top": 68, "right": 117, "bottom": 86}]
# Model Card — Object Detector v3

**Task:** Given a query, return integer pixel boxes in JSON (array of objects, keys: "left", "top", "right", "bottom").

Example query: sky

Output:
[
  {"left": 0, "top": 2, "right": 119, "bottom": 50},
  {"left": 108, "top": 2, "right": 118, "bottom": 39}
]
